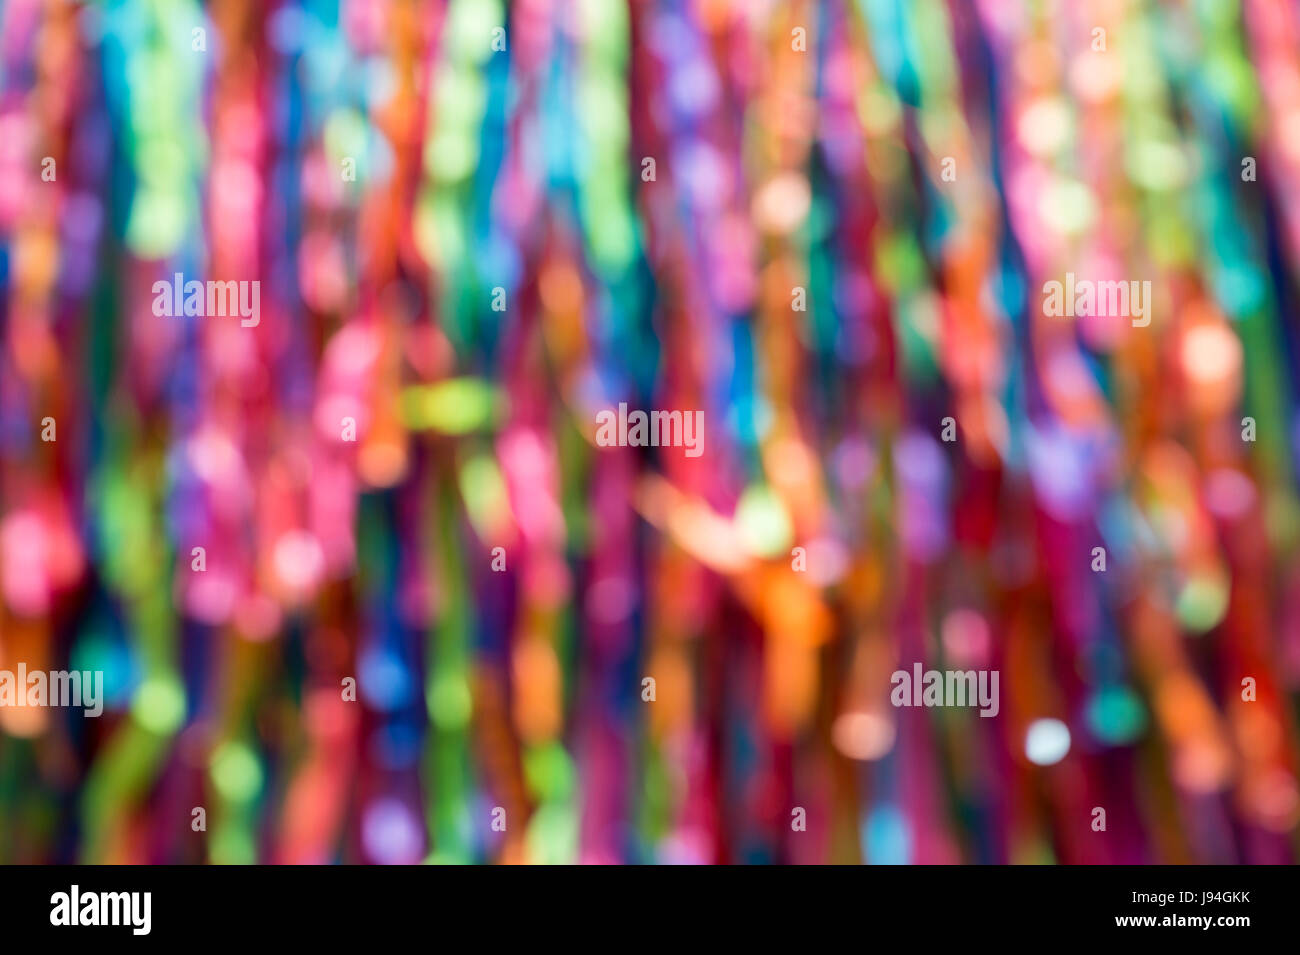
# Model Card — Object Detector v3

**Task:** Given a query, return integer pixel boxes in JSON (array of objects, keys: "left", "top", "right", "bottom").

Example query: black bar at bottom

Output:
[{"left": 0, "top": 864, "right": 1278, "bottom": 943}]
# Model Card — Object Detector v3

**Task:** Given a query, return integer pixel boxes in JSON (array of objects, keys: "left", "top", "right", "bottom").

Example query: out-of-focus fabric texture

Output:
[{"left": 1, "top": 0, "right": 1298, "bottom": 864}]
